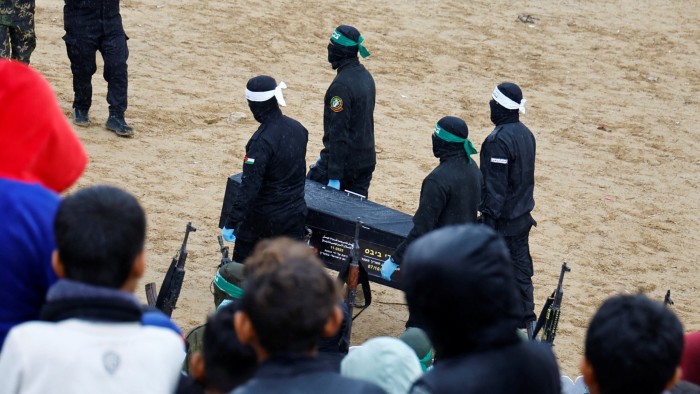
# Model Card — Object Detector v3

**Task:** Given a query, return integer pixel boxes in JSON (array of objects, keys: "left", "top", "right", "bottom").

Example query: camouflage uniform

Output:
[{"left": 0, "top": 0, "right": 36, "bottom": 64}]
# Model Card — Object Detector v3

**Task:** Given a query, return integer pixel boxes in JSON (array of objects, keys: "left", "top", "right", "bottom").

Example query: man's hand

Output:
[
  {"left": 221, "top": 226, "right": 236, "bottom": 242},
  {"left": 327, "top": 179, "right": 340, "bottom": 190},
  {"left": 381, "top": 257, "right": 398, "bottom": 281}
]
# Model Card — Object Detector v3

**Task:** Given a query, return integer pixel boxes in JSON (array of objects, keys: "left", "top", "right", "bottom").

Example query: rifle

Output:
[
  {"left": 217, "top": 235, "right": 232, "bottom": 268},
  {"left": 155, "top": 222, "right": 196, "bottom": 317},
  {"left": 533, "top": 262, "right": 571, "bottom": 345}
]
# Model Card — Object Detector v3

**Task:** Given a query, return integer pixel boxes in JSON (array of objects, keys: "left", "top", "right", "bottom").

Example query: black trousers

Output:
[
  {"left": 504, "top": 227, "right": 536, "bottom": 326},
  {"left": 307, "top": 164, "right": 375, "bottom": 198},
  {"left": 232, "top": 211, "right": 306, "bottom": 263},
  {"left": 64, "top": 32, "right": 128, "bottom": 115}
]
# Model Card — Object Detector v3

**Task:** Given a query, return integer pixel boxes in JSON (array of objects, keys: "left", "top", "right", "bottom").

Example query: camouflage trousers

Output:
[{"left": 0, "top": 17, "right": 35, "bottom": 64}]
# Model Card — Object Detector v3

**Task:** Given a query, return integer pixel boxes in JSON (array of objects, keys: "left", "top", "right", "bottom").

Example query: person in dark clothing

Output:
[
  {"left": 63, "top": 0, "right": 133, "bottom": 136},
  {"left": 231, "top": 239, "right": 386, "bottom": 394},
  {"left": 581, "top": 294, "right": 684, "bottom": 394},
  {"left": 479, "top": 82, "right": 537, "bottom": 334},
  {"left": 380, "top": 116, "right": 481, "bottom": 282},
  {"left": 401, "top": 224, "right": 560, "bottom": 394},
  {"left": 177, "top": 302, "right": 257, "bottom": 394},
  {"left": 0, "top": 0, "right": 36, "bottom": 63},
  {"left": 221, "top": 75, "right": 308, "bottom": 263},
  {"left": 307, "top": 25, "right": 376, "bottom": 197}
]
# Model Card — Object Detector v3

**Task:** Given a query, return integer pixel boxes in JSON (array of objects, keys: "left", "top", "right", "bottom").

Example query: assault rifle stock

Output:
[
  {"left": 533, "top": 262, "right": 571, "bottom": 345},
  {"left": 345, "top": 218, "right": 362, "bottom": 316},
  {"left": 155, "top": 222, "right": 196, "bottom": 317}
]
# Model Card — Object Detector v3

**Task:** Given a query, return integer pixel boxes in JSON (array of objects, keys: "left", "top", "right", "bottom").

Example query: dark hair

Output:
[
  {"left": 203, "top": 302, "right": 257, "bottom": 391},
  {"left": 402, "top": 224, "right": 520, "bottom": 358},
  {"left": 242, "top": 248, "right": 339, "bottom": 355},
  {"left": 54, "top": 185, "right": 145, "bottom": 288},
  {"left": 585, "top": 294, "right": 684, "bottom": 394}
]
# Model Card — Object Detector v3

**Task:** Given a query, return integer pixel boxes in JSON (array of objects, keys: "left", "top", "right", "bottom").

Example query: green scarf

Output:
[
  {"left": 330, "top": 29, "right": 371, "bottom": 58},
  {"left": 213, "top": 271, "right": 244, "bottom": 299},
  {"left": 434, "top": 123, "right": 478, "bottom": 159}
]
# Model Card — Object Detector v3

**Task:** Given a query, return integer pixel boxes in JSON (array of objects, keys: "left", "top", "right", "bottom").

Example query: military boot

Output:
[
  {"left": 105, "top": 113, "right": 134, "bottom": 137},
  {"left": 73, "top": 108, "right": 90, "bottom": 127}
]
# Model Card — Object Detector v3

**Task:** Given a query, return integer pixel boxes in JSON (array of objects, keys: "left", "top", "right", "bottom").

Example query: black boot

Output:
[
  {"left": 73, "top": 108, "right": 90, "bottom": 127},
  {"left": 105, "top": 114, "right": 134, "bottom": 137}
]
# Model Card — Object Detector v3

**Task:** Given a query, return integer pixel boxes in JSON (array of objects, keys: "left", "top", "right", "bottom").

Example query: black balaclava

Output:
[
  {"left": 490, "top": 82, "right": 522, "bottom": 126},
  {"left": 246, "top": 75, "right": 282, "bottom": 124},
  {"left": 432, "top": 116, "right": 469, "bottom": 159},
  {"left": 328, "top": 25, "right": 360, "bottom": 70},
  {"left": 402, "top": 224, "right": 521, "bottom": 359}
]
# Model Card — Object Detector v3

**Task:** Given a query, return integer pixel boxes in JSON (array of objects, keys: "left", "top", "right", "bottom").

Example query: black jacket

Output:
[
  {"left": 318, "top": 58, "right": 376, "bottom": 179},
  {"left": 409, "top": 340, "right": 560, "bottom": 394},
  {"left": 225, "top": 108, "right": 307, "bottom": 231},
  {"left": 392, "top": 150, "right": 481, "bottom": 264},
  {"left": 63, "top": 0, "right": 125, "bottom": 37},
  {"left": 230, "top": 353, "right": 386, "bottom": 394},
  {"left": 479, "top": 121, "right": 536, "bottom": 235}
]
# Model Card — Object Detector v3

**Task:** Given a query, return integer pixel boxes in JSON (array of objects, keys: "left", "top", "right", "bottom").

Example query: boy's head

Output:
[
  {"left": 190, "top": 302, "right": 257, "bottom": 392},
  {"left": 402, "top": 223, "right": 520, "bottom": 359},
  {"left": 235, "top": 238, "right": 342, "bottom": 359},
  {"left": 581, "top": 294, "right": 684, "bottom": 394},
  {"left": 53, "top": 185, "right": 146, "bottom": 290}
]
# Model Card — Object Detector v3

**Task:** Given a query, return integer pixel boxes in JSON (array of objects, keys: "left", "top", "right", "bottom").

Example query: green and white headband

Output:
[
  {"left": 330, "top": 29, "right": 371, "bottom": 58},
  {"left": 434, "top": 123, "right": 478, "bottom": 159}
]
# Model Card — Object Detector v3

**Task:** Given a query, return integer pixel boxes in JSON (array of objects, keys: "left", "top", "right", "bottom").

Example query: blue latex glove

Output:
[
  {"left": 327, "top": 179, "right": 340, "bottom": 190},
  {"left": 221, "top": 226, "right": 236, "bottom": 242},
  {"left": 381, "top": 257, "right": 398, "bottom": 281}
]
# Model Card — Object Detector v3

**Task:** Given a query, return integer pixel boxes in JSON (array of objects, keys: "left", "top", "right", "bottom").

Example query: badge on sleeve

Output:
[
  {"left": 330, "top": 96, "right": 344, "bottom": 112},
  {"left": 244, "top": 155, "right": 255, "bottom": 165},
  {"left": 491, "top": 157, "right": 508, "bottom": 164}
]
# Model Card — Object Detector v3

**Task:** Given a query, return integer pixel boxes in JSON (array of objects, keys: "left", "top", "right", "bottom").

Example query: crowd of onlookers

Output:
[{"left": 2, "top": 59, "right": 700, "bottom": 394}]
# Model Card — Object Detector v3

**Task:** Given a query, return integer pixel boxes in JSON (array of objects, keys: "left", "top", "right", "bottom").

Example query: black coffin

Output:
[{"left": 219, "top": 173, "right": 412, "bottom": 289}]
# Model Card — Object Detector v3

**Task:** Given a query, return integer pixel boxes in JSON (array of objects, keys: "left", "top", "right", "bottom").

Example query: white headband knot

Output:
[
  {"left": 492, "top": 86, "right": 526, "bottom": 114},
  {"left": 245, "top": 81, "right": 287, "bottom": 107}
]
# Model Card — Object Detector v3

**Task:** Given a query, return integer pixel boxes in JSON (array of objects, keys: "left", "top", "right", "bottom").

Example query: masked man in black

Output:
[
  {"left": 307, "top": 25, "right": 376, "bottom": 198},
  {"left": 380, "top": 116, "right": 481, "bottom": 285},
  {"left": 479, "top": 82, "right": 537, "bottom": 336},
  {"left": 221, "top": 76, "right": 308, "bottom": 263},
  {"left": 63, "top": 0, "right": 132, "bottom": 136}
]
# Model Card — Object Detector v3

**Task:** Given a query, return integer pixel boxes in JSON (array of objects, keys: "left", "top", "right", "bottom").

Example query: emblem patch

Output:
[
  {"left": 491, "top": 157, "right": 508, "bottom": 164},
  {"left": 244, "top": 156, "right": 255, "bottom": 165},
  {"left": 103, "top": 351, "right": 120, "bottom": 375},
  {"left": 330, "top": 96, "right": 344, "bottom": 112}
]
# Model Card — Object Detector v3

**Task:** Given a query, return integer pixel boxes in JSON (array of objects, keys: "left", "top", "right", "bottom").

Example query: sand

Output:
[{"left": 30, "top": 0, "right": 700, "bottom": 378}]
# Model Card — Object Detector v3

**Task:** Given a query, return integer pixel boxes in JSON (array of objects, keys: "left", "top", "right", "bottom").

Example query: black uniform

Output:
[
  {"left": 391, "top": 141, "right": 481, "bottom": 264},
  {"left": 63, "top": 0, "right": 128, "bottom": 116},
  {"left": 480, "top": 88, "right": 537, "bottom": 327},
  {"left": 224, "top": 104, "right": 308, "bottom": 263},
  {"left": 308, "top": 42, "right": 376, "bottom": 197}
]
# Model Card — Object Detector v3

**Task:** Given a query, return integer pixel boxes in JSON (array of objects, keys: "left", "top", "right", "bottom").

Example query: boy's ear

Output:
[
  {"left": 51, "top": 250, "right": 67, "bottom": 278},
  {"left": 131, "top": 251, "right": 146, "bottom": 279},
  {"left": 322, "top": 305, "right": 343, "bottom": 338},
  {"left": 234, "top": 310, "right": 255, "bottom": 346},
  {"left": 580, "top": 356, "right": 598, "bottom": 393},
  {"left": 665, "top": 366, "right": 682, "bottom": 390},
  {"left": 189, "top": 351, "right": 205, "bottom": 383}
]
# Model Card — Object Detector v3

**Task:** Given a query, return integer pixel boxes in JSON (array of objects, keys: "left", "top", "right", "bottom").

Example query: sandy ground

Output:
[{"left": 29, "top": 0, "right": 700, "bottom": 378}]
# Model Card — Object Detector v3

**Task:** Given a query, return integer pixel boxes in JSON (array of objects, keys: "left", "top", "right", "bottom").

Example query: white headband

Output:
[
  {"left": 245, "top": 81, "right": 287, "bottom": 107},
  {"left": 492, "top": 86, "right": 526, "bottom": 114}
]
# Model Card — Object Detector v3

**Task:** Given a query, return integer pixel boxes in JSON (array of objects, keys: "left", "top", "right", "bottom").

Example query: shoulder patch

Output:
[
  {"left": 244, "top": 155, "right": 255, "bottom": 165},
  {"left": 491, "top": 157, "right": 508, "bottom": 164},
  {"left": 329, "top": 96, "right": 344, "bottom": 112}
]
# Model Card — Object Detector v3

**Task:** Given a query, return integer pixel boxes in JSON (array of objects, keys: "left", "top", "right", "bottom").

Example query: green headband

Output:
[
  {"left": 330, "top": 29, "right": 371, "bottom": 58},
  {"left": 213, "top": 271, "right": 244, "bottom": 299},
  {"left": 434, "top": 123, "right": 478, "bottom": 159},
  {"left": 419, "top": 349, "right": 433, "bottom": 371}
]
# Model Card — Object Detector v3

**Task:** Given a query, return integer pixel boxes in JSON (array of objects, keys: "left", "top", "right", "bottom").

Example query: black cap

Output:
[
  {"left": 246, "top": 75, "right": 277, "bottom": 95},
  {"left": 437, "top": 115, "right": 468, "bottom": 139}
]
